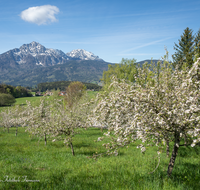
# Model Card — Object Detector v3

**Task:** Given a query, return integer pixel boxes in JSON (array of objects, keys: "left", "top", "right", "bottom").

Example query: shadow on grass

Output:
[
  {"left": 171, "top": 162, "right": 200, "bottom": 189},
  {"left": 178, "top": 145, "right": 200, "bottom": 157},
  {"left": 0, "top": 105, "right": 14, "bottom": 108},
  {"left": 78, "top": 131, "right": 104, "bottom": 137},
  {"left": 73, "top": 142, "right": 92, "bottom": 148},
  {"left": 75, "top": 149, "right": 126, "bottom": 157},
  {"left": 49, "top": 143, "right": 65, "bottom": 149}
]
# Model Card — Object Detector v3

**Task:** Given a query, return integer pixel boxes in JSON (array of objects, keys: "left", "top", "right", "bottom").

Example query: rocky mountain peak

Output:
[
  {"left": 66, "top": 49, "right": 104, "bottom": 61},
  {"left": 0, "top": 42, "right": 105, "bottom": 67},
  {"left": 18, "top": 41, "right": 46, "bottom": 55}
]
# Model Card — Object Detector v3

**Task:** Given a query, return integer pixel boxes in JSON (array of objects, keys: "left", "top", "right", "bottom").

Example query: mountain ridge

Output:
[
  {"left": 66, "top": 49, "right": 103, "bottom": 61},
  {"left": 0, "top": 41, "right": 104, "bottom": 68},
  {"left": 0, "top": 41, "right": 162, "bottom": 87},
  {"left": 0, "top": 42, "right": 110, "bottom": 87}
]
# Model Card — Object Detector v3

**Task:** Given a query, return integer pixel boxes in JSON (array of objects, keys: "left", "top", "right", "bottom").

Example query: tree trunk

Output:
[
  {"left": 70, "top": 142, "right": 75, "bottom": 156},
  {"left": 7, "top": 127, "right": 9, "bottom": 133},
  {"left": 44, "top": 133, "right": 47, "bottom": 146},
  {"left": 166, "top": 138, "right": 169, "bottom": 157},
  {"left": 167, "top": 131, "right": 180, "bottom": 176}
]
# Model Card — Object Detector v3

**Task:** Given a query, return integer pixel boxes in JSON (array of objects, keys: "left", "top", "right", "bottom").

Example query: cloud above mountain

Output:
[{"left": 20, "top": 5, "right": 59, "bottom": 25}]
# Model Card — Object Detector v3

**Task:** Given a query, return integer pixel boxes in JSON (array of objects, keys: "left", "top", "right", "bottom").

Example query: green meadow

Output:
[
  {"left": 0, "top": 90, "right": 97, "bottom": 113},
  {"left": 0, "top": 96, "right": 42, "bottom": 113},
  {"left": 0, "top": 93, "right": 200, "bottom": 189},
  {"left": 15, "top": 96, "right": 42, "bottom": 106},
  {"left": 0, "top": 126, "right": 200, "bottom": 190}
]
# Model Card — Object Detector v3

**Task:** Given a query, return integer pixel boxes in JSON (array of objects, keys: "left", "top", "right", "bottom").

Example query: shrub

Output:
[{"left": 0, "top": 93, "right": 16, "bottom": 106}]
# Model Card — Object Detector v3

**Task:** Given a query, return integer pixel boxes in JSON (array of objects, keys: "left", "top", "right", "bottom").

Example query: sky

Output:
[{"left": 0, "top": 0, "right": 200, "bottom": 63}]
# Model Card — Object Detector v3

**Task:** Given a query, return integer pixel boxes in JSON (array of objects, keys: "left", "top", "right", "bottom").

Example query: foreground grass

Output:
[{"left": 0, "top": 127, "right": 199, "bottom": 190}]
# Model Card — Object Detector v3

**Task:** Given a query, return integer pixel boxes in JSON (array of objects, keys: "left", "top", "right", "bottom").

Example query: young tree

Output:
[
  {"left": 24, "top": 99, "right": 52, "bottom": 145},
  {"left": 64, "top": 81, "right": 86, "bottom": 108},
  {"left": 0, "top": 105, "right": 24, "bottom": 135},
  {"left": 89, "top": 58, "right": 200, "bottom": 176},
  {"left": 0, "top": 108, "right": 14, "bottom": 133},
  {"left": 22, "top": 92, "right": 92, "bottom": 156},
  {"left": 172, "top": 27, "right": 194, "bottom": 69},
  {"left": 49, "top": 101, "right": 80, "bottom": 156},
  {"left": 10, "top": 105, "right": 24, "bottom": 136},
  {"left": 101, "top": 58, "right": 138, "bottom": 91},
  {"left": 49, "top": 92, "right": 93, "bottom": 156}
]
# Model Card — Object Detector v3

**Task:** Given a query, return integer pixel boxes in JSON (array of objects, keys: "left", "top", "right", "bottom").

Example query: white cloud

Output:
[{"left": 20, "top": 5, "right": 59, "bottom": 25}]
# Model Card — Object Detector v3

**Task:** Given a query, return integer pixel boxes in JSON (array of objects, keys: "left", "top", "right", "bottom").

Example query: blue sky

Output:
[{"left": 0, "top": 0, "right": 200, "bottom": 63}]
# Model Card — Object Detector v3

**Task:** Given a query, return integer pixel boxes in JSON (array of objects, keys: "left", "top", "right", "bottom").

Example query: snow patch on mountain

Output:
[
  {"left": 14, "top": 41, "right": 68, "bottom": 59},
  {"left": 12, "top": 41, "right": 70, "bottom": 65},
  {"left": 36, "top": 62, "right": 44, "bottom": 66},
  {"left": 66, "top": 49, "right": 104, "bottom": 61},
  {"left": 3, "top": 41, "right": 104, "bottom": 66}
]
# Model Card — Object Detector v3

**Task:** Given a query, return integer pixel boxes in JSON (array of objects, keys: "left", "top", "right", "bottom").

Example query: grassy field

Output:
[
  {"left": 86, "top": 90, "right": 99, "bottom": 100},
  {"left": 0, "top": 91, "right": 98, "bottom": 113},
  {"left": 15, "top": 96, "right": 42, "bottom": 106},
  {"left": 0, "top": 127, "right": 200, "bottom": 190},
  {"left": 0, "top": 91, "right": 200, "bottom": 189},
  {"left": 0, "top": 96, "right": 42, "bottom": 113}
]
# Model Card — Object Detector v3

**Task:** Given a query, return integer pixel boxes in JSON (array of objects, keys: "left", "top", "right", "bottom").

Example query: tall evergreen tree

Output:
[
  {"left": 172, "top": 27, "right": 194, "bottom": 69},
  {"left": 194, "top": 28, "right": 200, "bottom": 61}
]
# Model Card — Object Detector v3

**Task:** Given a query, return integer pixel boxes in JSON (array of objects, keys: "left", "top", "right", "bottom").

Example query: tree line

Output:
[
  {"left": 101, "top": 27, "right": 200, "bottom": 89},
  {"left": 0, "top": 84, "right": 32, "bottom": 106},
  {"left": 35, "top": 80, "right": 102, "bottom": 92},
  {"left": 0, "top": 84, "right": 32, "bottom": 98}
]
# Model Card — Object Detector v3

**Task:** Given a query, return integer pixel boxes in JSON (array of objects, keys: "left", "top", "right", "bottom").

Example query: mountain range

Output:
[
  {"left": 0, "top": 42, "right": 109, "bottom": 87},
  {"left": 0, "top": 41, "right": 104, "bottom": 68},
  {"left": 0, "top": 42, "right": 161, "bottom": 87}
]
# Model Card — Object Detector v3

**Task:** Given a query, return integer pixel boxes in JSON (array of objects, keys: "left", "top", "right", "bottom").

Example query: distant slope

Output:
[
  {"left": 0, "top": 42, "right": 110, "bottom": 87},
  {"left": 0, "top": 60, "right": 111, "bottom": 87},
  {"left": 0, "top": 41, "right": 105, "bottom": 71},
  {"left": 136, "top": 59, "right": 163, "bottom": 66},
  {"left": 0, "top": 42, "right": 167, "bottom": 87}
]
